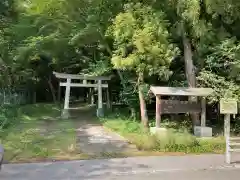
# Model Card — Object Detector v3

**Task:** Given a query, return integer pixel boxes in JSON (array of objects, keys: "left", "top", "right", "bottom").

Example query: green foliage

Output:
[
  {"left": 0, "top": 0, "right": 15, "bottom": 21},
  {"left": 0, "top": 103, "right": 59, "bottom": 130},
  {"left": 0, "top": 103, "right": 81, "bottom": 162},
  {"left": 0, "top": 106, "right": 18, "bottom": 130},
  {"left": 106, "top": 2, "right": 179, "bottom": 117},
  {"left": 108, "top": 2, "right": 178, "bottom": 78},
  {"left": 82, "top": 58, "right": 112, "bottom": 76},
  {"left": 205, "top": 0, "right": 240, "bottom": 23},
  {"left": 197, "top": 70, "right": 240, "bottom": 102},
  {"left": 2, "top": 0, "right": 240, "bottom": 152},
  {"left": 197, "top": 38, "right": 240, "bottom": 102},
  {"left": 119, "top": 73, "right": 139, "bottom": 110},
  {"left": 101, "top": 114, "right": 225, "bottom": 153}
]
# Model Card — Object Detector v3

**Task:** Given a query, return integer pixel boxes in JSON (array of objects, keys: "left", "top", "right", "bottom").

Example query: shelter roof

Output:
[{"left": 150, "top": 86, "right": 213, "bottom": 97}]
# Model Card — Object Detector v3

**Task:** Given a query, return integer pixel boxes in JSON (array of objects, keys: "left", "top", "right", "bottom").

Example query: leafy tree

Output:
[
  {"left": 3, "top": 0, "right": 240, "bottom": 128},
  {"left": 107, "top": 3, "right": 178, "bottom": 127},
  {"left": 0, "top": 0, "right": 18, "bottom": 86},
  {"left": 197, "top": 38, "right": 240, "bottom": 102},
  {"left": 0, "top": 0, "right": 15, "bottom": 21},
  {"left": 147, "top": 0, "right": 226, "bottom": 125}
]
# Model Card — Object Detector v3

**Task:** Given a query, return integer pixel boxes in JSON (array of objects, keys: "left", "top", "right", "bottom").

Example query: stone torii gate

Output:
[{"left": 53, "top": 72, "right": 112, "bottom": 118}]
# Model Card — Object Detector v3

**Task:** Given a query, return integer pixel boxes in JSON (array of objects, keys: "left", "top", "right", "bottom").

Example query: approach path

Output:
[{"left": 70, "top": 106, "right": 138, "bottom": 155}]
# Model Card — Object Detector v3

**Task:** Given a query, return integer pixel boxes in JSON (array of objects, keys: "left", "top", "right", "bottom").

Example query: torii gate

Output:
[{"left": 53, "top": 72, "right": 111, "bottom": 118}]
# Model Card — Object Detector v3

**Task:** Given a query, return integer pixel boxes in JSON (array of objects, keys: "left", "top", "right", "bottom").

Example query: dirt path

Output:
[
  {"left": 70, "top": 106, "right": 138, "bottom": 155},
  {"left": 76, "top": 124, "right": 137, "bottom": 155}
]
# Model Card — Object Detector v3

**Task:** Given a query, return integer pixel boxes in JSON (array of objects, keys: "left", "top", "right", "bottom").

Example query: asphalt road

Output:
[
  {"left": 1, "top": 154, "right": 240, "bottom": 180},
  {"left": 102, "top": 168, "right": 240, "bottom": 180},
  {"left": 1, "top": 166, "right": 240, "bottom": 180}
]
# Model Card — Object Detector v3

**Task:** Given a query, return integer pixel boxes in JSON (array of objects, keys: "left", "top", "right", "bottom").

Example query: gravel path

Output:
[
  {"left": 76, "top": 124, "right": 138, "bottom": 155},
  {"left": 67, "top": 107, "right": 138, "bottom": 155}
]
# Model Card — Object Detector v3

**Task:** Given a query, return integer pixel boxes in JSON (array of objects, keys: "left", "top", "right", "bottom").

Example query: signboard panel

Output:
[
  {"left": 160, "top": 100, "right": 201, "bottom": 114},
  {"left": 220, "top": 99, "right": 238, "bottom": 114}
]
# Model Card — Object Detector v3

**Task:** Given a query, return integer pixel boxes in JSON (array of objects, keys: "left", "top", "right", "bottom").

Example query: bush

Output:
[{"left": 0, "top": 106, "right": 19, "bottom": 130}]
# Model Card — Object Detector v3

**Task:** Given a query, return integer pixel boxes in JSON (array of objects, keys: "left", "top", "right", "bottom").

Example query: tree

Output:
[
  {"left": 4, "top": 0, "right": 128, "bottom": 102},
  {"left": 197, "top": 38, "right": 240, "bottom": 102},
  {"left": 144, "top": 0, "right": 216, "bottom": 125},
  {"left": 0, "top": 0, "right": 18, "bottom": 86},
  {"left": 0, "top": 0, "right": 15, "bottom": 20},
  {"left": 107, "top": 3, "right": 178, "bottom": 127}
]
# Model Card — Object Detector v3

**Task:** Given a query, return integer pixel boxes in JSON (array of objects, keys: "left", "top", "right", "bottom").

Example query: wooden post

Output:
[
  {"left": 156, "top": 96, "right": 161, "bottom": 128},
  {"left": 97, "top": 80, "right": 103, "bottom": 117},
  {"left": 62, "top": 78, "right": 71, "bottom": 118},
  {"left": 224, "top": 114, "right": 231, "bottom": 164},
  {"left": 201, "top": 97, "right": 206, "bottom": 127}
]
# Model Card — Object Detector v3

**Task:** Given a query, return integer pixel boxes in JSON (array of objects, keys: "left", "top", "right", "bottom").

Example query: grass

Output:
[
  {"left": 0, "top": 103, "right": 228, "bottom": 162},
  {"left": 0, "top": 103, "right": 87, "bottom": 163},
  {"left": 101, "top": 114, "right": 226, "bottom": 154}
]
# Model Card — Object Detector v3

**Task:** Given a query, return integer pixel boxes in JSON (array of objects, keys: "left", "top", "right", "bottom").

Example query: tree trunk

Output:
[
  {"left": 47, "top": 76, "right": 57, "bottom": 103},
  {"left": 138, "top": 73, "right": 149, "bottom": 128},
  {"left": 182, "top": 34, "right": 200, "bottom": 126},
  {"left": 88, "top": 88, "right": 95, "bottom": 105},
  {"left": 129, "top": 107, "right": 137, "bottom": 120}
]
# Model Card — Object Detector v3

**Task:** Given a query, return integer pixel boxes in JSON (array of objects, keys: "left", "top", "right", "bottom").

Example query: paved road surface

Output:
[
  {"left": 2, "top": 165, "right": 240, "bottom": 180},
  {"left": 1, "top": 154, "right": 240, "bottom": 180},
  {"left": 104, "top": 168, "right": 240, "bottom": 180}
]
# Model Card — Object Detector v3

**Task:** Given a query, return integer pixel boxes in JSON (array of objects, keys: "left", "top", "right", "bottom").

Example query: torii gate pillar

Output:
[{"left": 53, "top": 72, "right": 111, "bottom": 118}]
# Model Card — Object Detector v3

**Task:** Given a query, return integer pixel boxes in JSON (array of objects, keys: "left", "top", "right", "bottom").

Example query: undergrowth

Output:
[
  {"left": 0, "top": 103, "right": 83, "bottom": 163},
  {"left": 101, "top": 113, "right": 225, "bottom": 154}
]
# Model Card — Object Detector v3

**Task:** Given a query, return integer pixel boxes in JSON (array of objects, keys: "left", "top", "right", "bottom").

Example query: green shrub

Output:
[{"left": 0, "top": 106, "right": 19, "bottom": 130}]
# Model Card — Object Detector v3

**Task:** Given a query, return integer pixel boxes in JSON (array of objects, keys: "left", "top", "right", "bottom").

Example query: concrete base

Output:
[
  {"left": 61, "top": 109, "right": 70, "bottom": 119},
  {"left": 194, "top": 126, "right": 212, "bottom": 137},
  {"left": 150, "top": 127, "right": 168, "bottom": 135}
]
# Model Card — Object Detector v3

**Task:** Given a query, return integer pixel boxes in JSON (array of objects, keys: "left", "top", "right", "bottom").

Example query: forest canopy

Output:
[{"left": 1, "top": 0, "right": 240, "bottom": 126}]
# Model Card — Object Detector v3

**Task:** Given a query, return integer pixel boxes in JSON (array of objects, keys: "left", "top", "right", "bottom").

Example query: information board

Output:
[
  {"left": 220, "top": 99, "right": 238, "bottom": 114},
  {"left": 160, "top": 100, "right": 201, "bottom": 114}
]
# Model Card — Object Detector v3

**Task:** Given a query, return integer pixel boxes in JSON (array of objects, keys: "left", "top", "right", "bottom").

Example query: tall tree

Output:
[
  {"left": 0, "top": 0, "right": 18, "bottom": 86},
  {"left": 107, "top": 3, "right": 178, "bottom": 127},
  {"left": 147, "top": 0, "right": 213, "bottom": 125}
]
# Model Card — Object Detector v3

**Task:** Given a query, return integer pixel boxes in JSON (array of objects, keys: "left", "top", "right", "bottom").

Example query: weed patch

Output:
[
  {"left": 0, "top": 104, "right": 85, "bottom": 163},
  {"left": 101, "top": 116, "right": 225, "bottom": 154}
]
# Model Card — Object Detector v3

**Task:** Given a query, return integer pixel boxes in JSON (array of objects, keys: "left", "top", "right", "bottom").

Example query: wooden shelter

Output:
[
  {"left": 53, "top": 72, "right": 112, "bottom": 118},
  {"left": 150, "top": 86, "right": 213, "bottom": 128}
]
